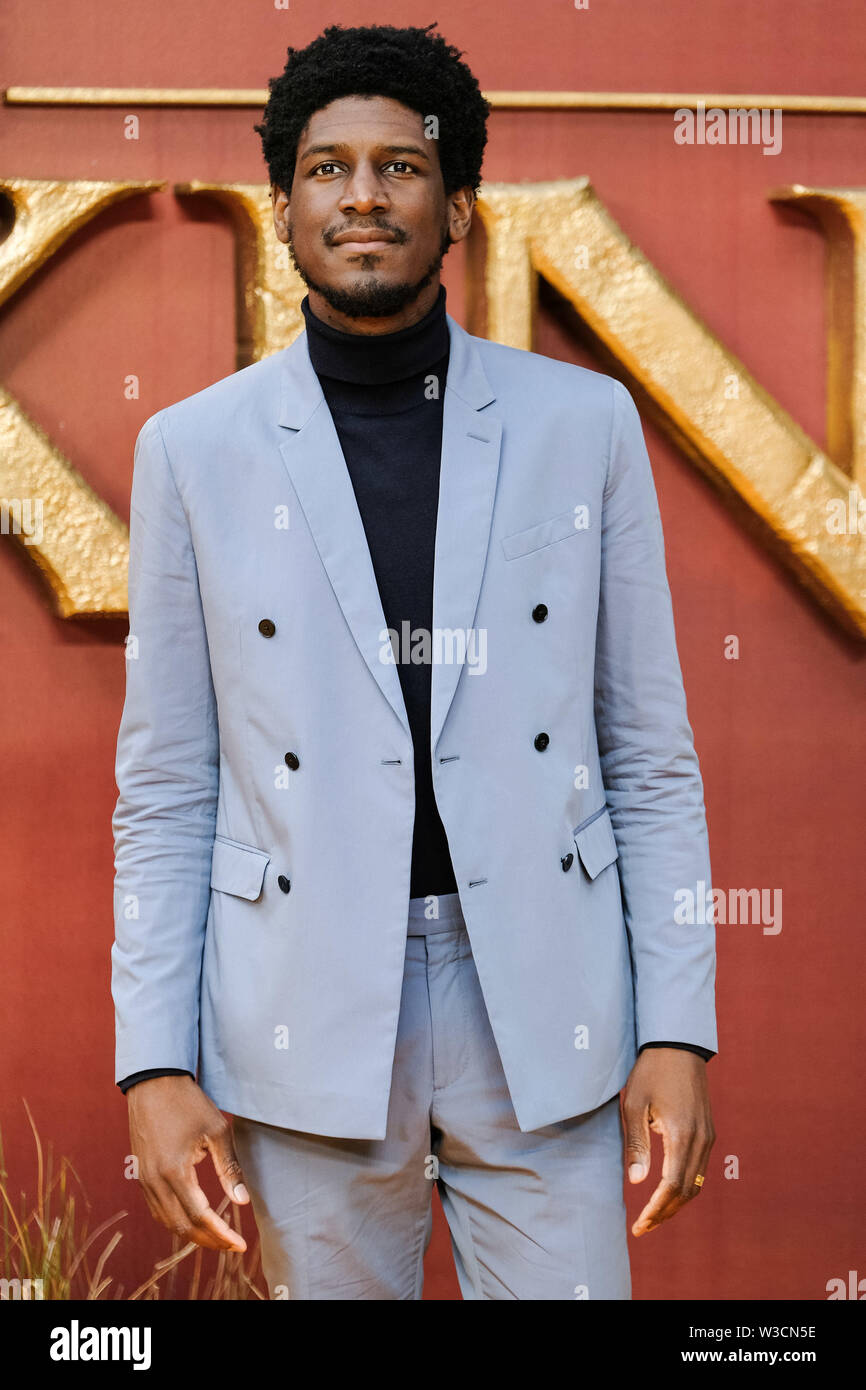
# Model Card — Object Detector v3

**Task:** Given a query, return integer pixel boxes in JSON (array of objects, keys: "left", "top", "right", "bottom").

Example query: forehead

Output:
[{"left": 300, "top": 95, "right": 427, "bottom": 146}]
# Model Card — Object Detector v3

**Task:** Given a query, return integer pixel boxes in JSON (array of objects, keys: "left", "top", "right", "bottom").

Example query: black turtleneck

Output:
[{"left": 301, "top": 284, "right": 458, "bottom": 900}]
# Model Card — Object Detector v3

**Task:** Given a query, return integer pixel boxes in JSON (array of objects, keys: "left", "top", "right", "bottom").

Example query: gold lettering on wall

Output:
[
  {"left": 770, "top": 186, "right": 866, "bottom": 489},
  {"left": 0, "top": 179, "right": 163, "bottom": 615}
]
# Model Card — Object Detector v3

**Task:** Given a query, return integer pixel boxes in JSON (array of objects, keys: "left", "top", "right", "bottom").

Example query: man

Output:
[{"left": 112, "top": 22, "right": 716, "bottom": 1301}]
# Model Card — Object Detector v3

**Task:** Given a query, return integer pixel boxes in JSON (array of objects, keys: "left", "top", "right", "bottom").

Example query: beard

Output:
[{"left": 286, "top": 223, "right": 453, "bottom": 319}]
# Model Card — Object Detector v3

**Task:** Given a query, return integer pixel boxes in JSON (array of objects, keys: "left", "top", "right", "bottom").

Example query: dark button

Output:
[
  {"left": 284, "top": 751, "right": 300, "bottom": 770},
  {"left": 561, "top": 852, "right": 574, "bottom": 872},
  {"left": 532, "top": 604, "right": 548, "bottom": 623},
  {"left": 277, "top": 874, "right": 291, "bottom": 893},
  {"left": 534, "top": 732, "right": 550, "bottom": 751},
  {"left": 258, "top": 618, "right": 276, "bottom": 637}
]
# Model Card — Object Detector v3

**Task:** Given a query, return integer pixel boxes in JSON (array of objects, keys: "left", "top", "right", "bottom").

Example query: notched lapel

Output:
[{"left": 430, "top": 340, "right": 502, "bottom": 754}]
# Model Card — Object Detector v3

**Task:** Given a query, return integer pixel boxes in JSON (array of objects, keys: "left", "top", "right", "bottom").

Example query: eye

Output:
[
  {"left": 385, "top": 161, "right": 416, "bottom": 174},
  {"left": 312, "top": 162, "right": 342, "bottom": 176}
]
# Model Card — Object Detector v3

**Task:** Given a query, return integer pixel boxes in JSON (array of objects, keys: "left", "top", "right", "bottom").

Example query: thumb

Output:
[
  {"left": 209, "top": 1124, "right": 250, "bottom": 1205},
  {"left": 625, "top": 1104, "right": 652, "bottom": 1183}
]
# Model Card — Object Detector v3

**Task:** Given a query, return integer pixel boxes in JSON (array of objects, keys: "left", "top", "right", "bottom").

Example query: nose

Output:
[{"left": 338, "top": 161, "right": 390, "bottom": 216}]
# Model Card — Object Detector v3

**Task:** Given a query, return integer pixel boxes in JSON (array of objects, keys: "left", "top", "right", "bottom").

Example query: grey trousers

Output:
[{"left": 232, "top": 891, "right": 631, "bottom": 1300}]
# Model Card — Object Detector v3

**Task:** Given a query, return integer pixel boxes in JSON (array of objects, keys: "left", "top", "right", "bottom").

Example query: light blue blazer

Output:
[{"left": 111, "top": 313, "right": 717, "bottom": 1140}]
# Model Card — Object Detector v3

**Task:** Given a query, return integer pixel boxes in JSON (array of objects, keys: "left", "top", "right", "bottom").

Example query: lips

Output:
[{"left": 331, "top": 229, "right": 397, "bottom": 251}]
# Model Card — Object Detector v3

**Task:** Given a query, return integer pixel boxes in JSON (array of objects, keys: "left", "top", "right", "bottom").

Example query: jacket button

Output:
[
  {"left": 534, "top": 732, "right": 550, "bottom": 751},
  {"left": 258, "top": 618, "right": 276, "bottom": 637},
  {"left": 284, "top": 751, "right": 300, "bottom": 770},
  {"left": 532, "top": 604, "right": 548, "bottom": 623},
  {"left": 561, "top": 852, "right": 574, "bottom": 872},
  {"left": 277, "top": 874, "right": 291, "bottom": 893}
]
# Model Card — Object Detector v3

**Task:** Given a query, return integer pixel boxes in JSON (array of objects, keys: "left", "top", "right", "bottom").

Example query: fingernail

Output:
[
  {"left": 628, "top": 1163, "right": 646, "bottom": 1182},
  {"left": 233, "top": 1183, "right": 249, "bottom": 1202}
]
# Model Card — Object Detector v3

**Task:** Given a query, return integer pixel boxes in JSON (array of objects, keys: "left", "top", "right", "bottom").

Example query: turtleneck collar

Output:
[{"left": 301, "top": 284, "right": 449, "bottom": 386}]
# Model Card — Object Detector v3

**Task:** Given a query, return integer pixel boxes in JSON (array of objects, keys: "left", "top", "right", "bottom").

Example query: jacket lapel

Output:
[
  {"left": 277, "top": 311, "right": 502, "bottom": 751},
  {"left": 429, "top": 317, "right": 502, "bottom": 753}
]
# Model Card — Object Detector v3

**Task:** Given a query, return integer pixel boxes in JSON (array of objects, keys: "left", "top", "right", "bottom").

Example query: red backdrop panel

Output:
[{"left": 1, "top": 0, "right": 863, "bottom": 1300}]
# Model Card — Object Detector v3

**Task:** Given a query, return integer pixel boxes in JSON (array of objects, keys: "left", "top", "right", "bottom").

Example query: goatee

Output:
[{"left": 287, "top": 225, "right": 452, "bottom": 319}]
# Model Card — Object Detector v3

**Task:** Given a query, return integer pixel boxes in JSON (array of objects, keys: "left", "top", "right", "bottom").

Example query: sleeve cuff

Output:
[
  {"left": 639, "top": 1040, "right": 715, "bottom": 1063},
  {"left": 117, "top": 1068, "right": 194, "bottom": 1095}
]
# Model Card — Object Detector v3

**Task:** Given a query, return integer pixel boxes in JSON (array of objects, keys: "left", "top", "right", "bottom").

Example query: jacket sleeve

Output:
[
  {"left": 111, "top": 412, "right": 219, "bottom": 1083},
  {"left": 594, "top": 379, "right": 717, "bottom": 1054}
]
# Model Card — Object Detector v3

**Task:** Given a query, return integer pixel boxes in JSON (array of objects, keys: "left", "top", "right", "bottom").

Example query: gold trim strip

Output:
[
  {"left": 3, "top": 87, "right": 266, "bottom": 107},
  {"left": 4, "top": 87, "right": 866, "bottom": 113},
  {"left": 487, "top": 91, "right": 866, "bottom": 113}
]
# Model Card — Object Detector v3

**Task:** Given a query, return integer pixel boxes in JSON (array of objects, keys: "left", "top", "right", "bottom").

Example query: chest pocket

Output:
[
  {"left": 210, "top": 835, "right": 271, "bottom": 900},
  {"left": 573, "top": 807, "right": 619, "bottom": 880},
  {"left": 501, "top": 508, "right": 583, "bottom": 560}
]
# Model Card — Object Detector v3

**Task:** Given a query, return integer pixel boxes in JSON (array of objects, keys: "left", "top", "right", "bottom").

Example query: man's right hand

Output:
[{"left": 127, "top": 1074, "right": 250, "bottom": 1252}]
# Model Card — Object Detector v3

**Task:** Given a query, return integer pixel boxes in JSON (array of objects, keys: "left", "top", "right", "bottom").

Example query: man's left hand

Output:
[{"left": 621, "top": 1047, "right": 715, "bottom": 1237}]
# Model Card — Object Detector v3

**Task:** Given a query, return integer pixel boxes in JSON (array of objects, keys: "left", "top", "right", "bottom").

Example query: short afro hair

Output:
[{"left": 254, "top": 23, "right": 490, "bottom": 200}]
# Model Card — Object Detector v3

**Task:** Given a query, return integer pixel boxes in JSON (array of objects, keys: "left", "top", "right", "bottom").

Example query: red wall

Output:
[{"left": 1, "top": 0, "right": 864, "bottom": 1300}]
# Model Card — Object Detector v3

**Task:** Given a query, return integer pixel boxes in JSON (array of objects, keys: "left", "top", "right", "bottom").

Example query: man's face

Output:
[{"left": 272, "top": 94, "right": 474, "bottom": 332}]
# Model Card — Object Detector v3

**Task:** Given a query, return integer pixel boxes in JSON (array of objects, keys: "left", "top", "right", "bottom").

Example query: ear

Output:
[
  {"left": 272, "top": 185, "right": 290, "bottom": 244},
  {"left": 447, "top": 187, "right": 475, "bottom": 246}
]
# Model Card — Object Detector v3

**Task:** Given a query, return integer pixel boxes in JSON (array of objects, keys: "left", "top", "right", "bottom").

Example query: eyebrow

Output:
[{"left": 300, "top": 142, "right": 432, "bottom": 164}]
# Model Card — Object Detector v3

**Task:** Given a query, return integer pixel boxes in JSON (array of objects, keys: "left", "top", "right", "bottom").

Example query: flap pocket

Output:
[
  {"left": 501, "top": 508, "right": 581, "bottom": 560},
  {"left": 573, "top": 807, "right": 619, "bottom": 880},
  {"left": 210, "top": 835, "right": 270, "bottom": 900}
]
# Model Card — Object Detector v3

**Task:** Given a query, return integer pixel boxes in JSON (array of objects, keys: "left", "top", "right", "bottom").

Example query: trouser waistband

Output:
[{"left": 407, "top": 891, "right": 466, "bottom": 935}]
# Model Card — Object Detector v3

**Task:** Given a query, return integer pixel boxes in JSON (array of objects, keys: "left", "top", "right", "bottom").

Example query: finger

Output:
[
  {"left": 207, "top": 1122, "right": 250, "bottom": 1206},
  {"left": 622, "top": 1098, "right": 652, "bottom": 1184},
  {"left": 137, "top": 1168, "right": 181, "bottom": 1232},
  {"left": 145, "top": 1174, "right": 227, "bottom": 1251},
  {"left": 666, "top": 1113, "right": 714, "bottom": 1216},
  {"left": 681, "top": 1124, "right": 715, "bottom": 1207},
  {"left": 632, "top": 1178, "right": 682, "bottom": 1236},
  {"left": 632, "top": 1124, "right": 694, "bottom": 1235},
  {"left": 165, "top": 1166, "right": 247, "bottom": 1252},
  {"left": 638, "top": 1114, "right": 716, "bottom": 1234}
]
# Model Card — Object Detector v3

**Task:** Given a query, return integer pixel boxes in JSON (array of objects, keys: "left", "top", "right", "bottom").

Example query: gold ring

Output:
[{"left": 694, "top": 1174, "right": 705, "bottom": 1187}]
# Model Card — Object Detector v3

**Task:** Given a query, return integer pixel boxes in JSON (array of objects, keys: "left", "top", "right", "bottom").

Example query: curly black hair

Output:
[{"left": 254, "top": 23, "right": 490, "bottom": 199}]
